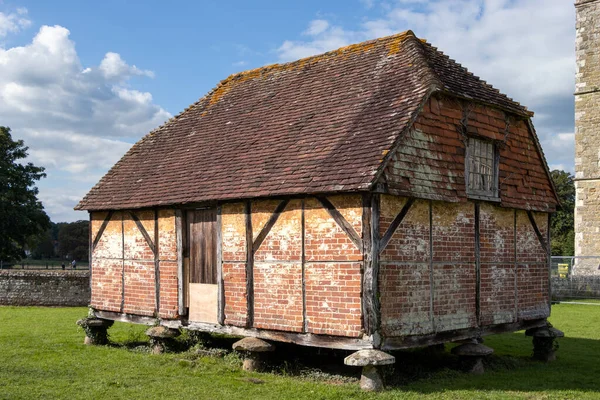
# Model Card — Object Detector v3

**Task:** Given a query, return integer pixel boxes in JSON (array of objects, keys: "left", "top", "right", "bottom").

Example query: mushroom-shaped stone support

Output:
[
  {"left": 451, "top": 342, "right": 493, "bottom": 375},
  {"left": 525, "top": 324, "right": 564, "bottom": 362},
  {"left": 344, "top": 349, "right": 395, "bottom": 392},
  {"left": 146, "top": 326, "right": 180, "bottom": 354},
  {"left": 76, "top": 318, "right": 114, "bottom": 345},
  {"left": 232, "top": 337, "right": 275, "bottom": 372}
]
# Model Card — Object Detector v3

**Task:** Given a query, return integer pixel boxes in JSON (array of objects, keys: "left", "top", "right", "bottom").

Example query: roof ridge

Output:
[{"left": 419, "top": 41, "right": 530, "bottom": 116}]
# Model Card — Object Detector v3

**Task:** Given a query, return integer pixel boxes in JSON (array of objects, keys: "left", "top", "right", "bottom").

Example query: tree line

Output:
[{"left": 0, "top": 125, "right": 580, "bottom": 264}]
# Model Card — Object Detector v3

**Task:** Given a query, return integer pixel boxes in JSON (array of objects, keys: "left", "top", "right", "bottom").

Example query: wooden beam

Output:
[
  {"left": 301, "top": 200, "right": 307, "bottom": 333},
  {"left": 128, "top": 211, "right": 156, "bottom": 254},
  {"left": 245, "top": 201, "right": 254, "bottom": 328},
  {"left": 474, "top": 203, "right": 481, "bottom": 327},
  {"left": 381, "top": 318, "right": 547, "bottom": 350},
  {"left": 547, "top": 213, "right": 552, "bottom": 311},
  {"left": 379, "top": 197, "right": 414, "bottom": 253},
  {"left": 95, "top": 308, "right": 375, "bottom": 350},
  {"left": 175, "top": 210, "right": 185, "bottom": 316},
  {"left": 120, "top": 213, "right": 125, "bottom": 313},
  {"left": 316, "top": 196, "right": 363, "bottom": 252},
  {"left": 88, "top": 212, "right": 93, "bottom": 296},
  {"left": 527, "top": 210, "right": 548, "bottom": 254},
  {"left": 252, "top": 199, "right": 289, "bottom": 253},
  {"left": 154, "top": 209, "right": 160, "bottom": 316},
  {"left": 92, "top": 211, "right": 114, "bottom": 251},
  {"left": 361, "top": 194, "right": 380, "bottom": 338},
  {"left": 216, "top": 206, "right": 225, "bottom": 325},
  {"left": 428, "top": 201, "right": 435, "bottom": 331},
  {"left": 514, "top": 210, "right": 518, "bottom": 321}
]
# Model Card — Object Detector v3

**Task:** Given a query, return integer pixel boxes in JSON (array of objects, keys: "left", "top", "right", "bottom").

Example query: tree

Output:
[
  {"left": 58, "top": 220, "right": 89, "bottom": 261},
  {"left": 550, "top": 170, "right": 575, "bottom": 256},
  {"left": 0, "top": 126, "right": 51, "bottom": 263}
]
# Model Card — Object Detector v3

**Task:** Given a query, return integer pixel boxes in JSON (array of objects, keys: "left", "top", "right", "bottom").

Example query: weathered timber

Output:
[
  {"left": 245, "top": 201, "right": 254, "bottom": 328},
  {"left": 301, "top": 200, "right": 307, "bottom": 333},
  {"left": 175, "top": 210, "right": 185, "bottom": 316},
  {"left": 474, "top": 203, "right": 481, "bottom": 327},
  {"left": 428, "top": 201, "right": 435, "bottom": 331},
  {"left": 527, "top": 210, "right": 548, "bottom": 254},
  {"left": 88, "top": 212, "right": 93, "bottom": 295},
  {"left": 91, "top": 210, "right": 114, "bottom": 251},
  {"left": 216, "top": 206, "right": 225, "bottom": 325},
  {"left": 98, "top": 310, "right": 375, "bottom": 350},
  {"left": 362, "top": 193, "right": 380, "bottom": 339},
  {"left": 252, "top": 199, "right": 289, "bottom": 253},
  {"left": 128, "top": 211, "right": 156, "bottom": 254},
  {"left": 316, "top": 196, "right": 363, "bottom": 252},
  {"left": 154, "top": 209, "right": 160, "bottom": 315},
  {"left": 120, "top": 214, "right": 125, "bottom": 313},
  {"left": 381, "top": 318, "right": 547, "bottom": 350},
  {"left": 361, "top": 193, "right": 373, "bottom": 336},
  {"left": 379, "top": 197, "right": 414, "bottom": 253}
]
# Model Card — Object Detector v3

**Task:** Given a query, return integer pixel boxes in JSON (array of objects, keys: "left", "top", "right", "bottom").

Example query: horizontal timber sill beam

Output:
[
  {"left": 381, "top": 318, "right": 547, "bottom": 350},
  {"left": 92, "top": 310, "right": 374, "bottom": 350}
]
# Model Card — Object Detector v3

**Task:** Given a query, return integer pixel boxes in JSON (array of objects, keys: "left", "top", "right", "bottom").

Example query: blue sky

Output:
[{"left": 0, "top": 0, "right": 575, "bottom": 222}]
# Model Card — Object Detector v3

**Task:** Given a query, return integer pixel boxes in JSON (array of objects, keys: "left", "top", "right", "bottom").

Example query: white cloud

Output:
[
  {"left": 0, "top": 24, "right": 171, "bottom": 221},
  {"left": 304, "top": 19, "right": 330, "bottom": 36},
  {"left": 276, "top": 0, "right": 575, "bottom": 172},
  {"left": 359, "top": 0, "right": 376, "bottom": 9},
  {"left": 0, "top": 8, "right": 31, "bottom": 38}
]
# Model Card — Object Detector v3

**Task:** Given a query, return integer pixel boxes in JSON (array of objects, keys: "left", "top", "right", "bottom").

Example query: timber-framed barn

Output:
[{"left": 76, "top": 31, "right": 560, "bottom": 363}]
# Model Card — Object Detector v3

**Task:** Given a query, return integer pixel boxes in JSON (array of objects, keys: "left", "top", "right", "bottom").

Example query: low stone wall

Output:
[
  {"left": 0, "top": 270, "right": 90, "bottom": 306},
  {"left": 551, "top": 276, "right": 600, "bottom": 300}
]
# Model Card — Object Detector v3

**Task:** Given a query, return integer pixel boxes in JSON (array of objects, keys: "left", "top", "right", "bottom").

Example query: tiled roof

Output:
[{"left": 76, "top": 31, "right": 534, "bottom": 211}]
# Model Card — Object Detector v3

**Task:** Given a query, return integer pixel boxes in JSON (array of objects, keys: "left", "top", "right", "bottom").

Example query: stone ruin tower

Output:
[{"left": 575, "top": 0, "right": 600, "bottom": 273}]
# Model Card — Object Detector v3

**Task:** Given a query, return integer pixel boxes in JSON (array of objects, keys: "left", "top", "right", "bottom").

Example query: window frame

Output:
[{"left": 465, "top": 137, "right": 500, "bottom": 202}]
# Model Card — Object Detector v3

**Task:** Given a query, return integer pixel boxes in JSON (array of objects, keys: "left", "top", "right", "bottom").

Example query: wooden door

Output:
[{"left": 187, "top": 209, "right": 218, "bottom": 323}]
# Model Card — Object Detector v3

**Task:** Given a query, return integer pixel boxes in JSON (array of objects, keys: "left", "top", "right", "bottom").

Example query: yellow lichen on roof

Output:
[{"left": 206, "top": 30, "right": 418, "bottom": 108}]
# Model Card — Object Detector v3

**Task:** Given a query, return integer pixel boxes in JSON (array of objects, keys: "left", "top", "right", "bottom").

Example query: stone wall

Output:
[
  {"left": 0, "top": 270, "right": 90, "bottom": 306},
  {"left": 575, "top": 0, "right": 600, "bottom": 257}
]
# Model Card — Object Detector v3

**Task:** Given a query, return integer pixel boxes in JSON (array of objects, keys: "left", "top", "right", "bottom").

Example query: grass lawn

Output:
[{"left": 0, "top": 304, "right": 599, "bottom": 399}]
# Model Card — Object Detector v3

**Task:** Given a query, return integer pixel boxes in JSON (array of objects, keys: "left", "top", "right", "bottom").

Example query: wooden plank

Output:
[
  {"left": 252, "top": 199, "right": 289, "bottom": 253},
  {"left": 216, "top": 206, "right": 225, "bottom": 325},
  {"left": 474, "top": 203, "right": 481, "bottom": 327},
  {"left": 128, "top": 211, "right": 156, "bottom": 254},
  {"left": 379, "top": 197, "right": 415, "bottom": 253},
  {"left": 316, "top": 196, "right": 363, "bottom": 252},
  {"left": 381, "top": 318, "right": 547, "bottom": 350},
  {"left": 175, "top": 210, "right": 185, "bottom": 316},
  {"left": 547, "top": 213, "right": 552, "bottom": 312},
  {"left": 527, "top": 210, "right": 548, "bottom": 254},
  {"left": 189, "top": 283, "right": 218, "bottom": 324},
  {"left": 188, "top": 209, "right": 218, "bottom": 285},
  {"left": 514, "top": 210, "right": 518, "bottom": 321},
  {"left": 154, "top": 209, "right": 160, "bottom": 316},
  {"left": 92, "top": 210, "right": 114, "bottom": 251},
  {"left": 245, "top": 201, "right": 254, "bottom": 328}
]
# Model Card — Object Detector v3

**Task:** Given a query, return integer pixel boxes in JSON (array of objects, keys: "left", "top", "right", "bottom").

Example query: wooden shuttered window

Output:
[{"left": 466, "top": 137, "right": 499, "bottom": 201}]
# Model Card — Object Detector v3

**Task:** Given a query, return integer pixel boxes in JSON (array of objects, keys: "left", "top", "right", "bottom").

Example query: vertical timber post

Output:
[
  {"left": 154, "top": 209, "right": 161, "bottom": 316},
  {"left": 245, "top": 201, "right": 254, "bottom": 328},
  {"left": 474, "top": 203, "right": 481, "bottom": 327},
  {"left": 547, "top": 213, "right": 552, "bottom": 313},
  {"left": 120, "top": 212, "right": 125, "bottom": 313},
  {"left": 513, "top": 210, "right": 518, "bottom": 321},
  {"left": 361, "top": 193, "right": 380, "bottom": 343},
  {"left": 217, "top": 205, "right": 225, "bottom": 325},
  {"left": 429, "top": 201, "right": 435, "bottom": 331},
  {"left": 301, "top": 199, "right": 307, "bottom": 333},
  {"left": 88, "top": 211, "right": 93, "bottom": 297},
  {"left": 175, "top": 210, "right": 185, "bottom": 316}
]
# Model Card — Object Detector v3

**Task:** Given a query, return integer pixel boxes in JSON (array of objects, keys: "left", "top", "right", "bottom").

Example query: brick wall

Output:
[
  {"left": 0, "top": 270, "right": 90, "bottom": 306},
  {"left": 90, "top": 209, "right": 179, "bottom": 319},
  {"left": 220, "top": 195, "right": 363, "bottom": 337},
  {"left": 379, "top": 195, "right": 549, "bottom": 338}
]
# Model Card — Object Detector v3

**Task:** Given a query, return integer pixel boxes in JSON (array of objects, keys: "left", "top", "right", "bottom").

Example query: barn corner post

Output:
[
  {"left": 245, "top": 201, "right": 254, "bottom": 328},
  {"left": 216, "top": 205, "right": 225, "bottom": 325},
  {"left": 175, "top": 209, "right": 185, "bottom": 317},
  {"left": 361, "top": 192, "right": 381, "bottom": 345}
]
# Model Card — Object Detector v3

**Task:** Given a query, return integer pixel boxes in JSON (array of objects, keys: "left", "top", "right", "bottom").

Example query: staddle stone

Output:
[
  {"left": 146, "top": 326, "right": 179, "bottom": 338},
  {"left": 232, "top": 337, "right": 275, "bottom": 353},
  {"left": 451, "top": 343, "right": 494, "bottom": 357},
  {"left": 344, "top": 349, "right": 395, "bottom": 367}
]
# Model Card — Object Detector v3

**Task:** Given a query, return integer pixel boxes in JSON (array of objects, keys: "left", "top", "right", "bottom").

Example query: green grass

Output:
[{"left": 0, "top": 304, "right": 599, "bottom": 399}]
